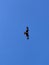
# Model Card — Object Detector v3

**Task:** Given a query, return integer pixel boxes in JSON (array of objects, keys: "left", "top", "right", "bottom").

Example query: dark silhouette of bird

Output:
[{"left": 24, "top": 26, "right": 29, "bottom": 39}]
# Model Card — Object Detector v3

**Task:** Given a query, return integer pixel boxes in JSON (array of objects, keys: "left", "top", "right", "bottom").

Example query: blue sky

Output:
[{"left": 0, "top": 0, "right": 49, "bottom": 65}]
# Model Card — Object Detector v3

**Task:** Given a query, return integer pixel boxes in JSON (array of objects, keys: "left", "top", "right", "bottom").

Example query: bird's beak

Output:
[{"left": 24, "top": 32, "right": 25, "bottom": 34}]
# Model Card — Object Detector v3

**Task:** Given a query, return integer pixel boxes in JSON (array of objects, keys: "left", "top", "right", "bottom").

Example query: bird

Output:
[{"left": 24, "top": 26, "right": 29, "bottom": 39}]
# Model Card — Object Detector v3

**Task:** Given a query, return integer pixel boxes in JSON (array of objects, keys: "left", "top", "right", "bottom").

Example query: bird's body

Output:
[{"left": 24, "top": 27, "right": 29, "bottom": 39}]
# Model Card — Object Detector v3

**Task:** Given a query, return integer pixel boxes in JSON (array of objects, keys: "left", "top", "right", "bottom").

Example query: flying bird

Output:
[{"left": 24, "top": 26, "right": 29, "bottom": 39}]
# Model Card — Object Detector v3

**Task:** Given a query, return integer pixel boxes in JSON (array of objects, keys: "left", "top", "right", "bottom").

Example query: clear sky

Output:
[{"left": 0, "top": 0, "right": 49, "bottom": 65}]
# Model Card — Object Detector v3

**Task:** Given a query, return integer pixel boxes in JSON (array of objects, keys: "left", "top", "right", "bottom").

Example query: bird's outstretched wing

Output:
[{"left": 26, "top": 27, "right": 29, "bottom": 32}]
